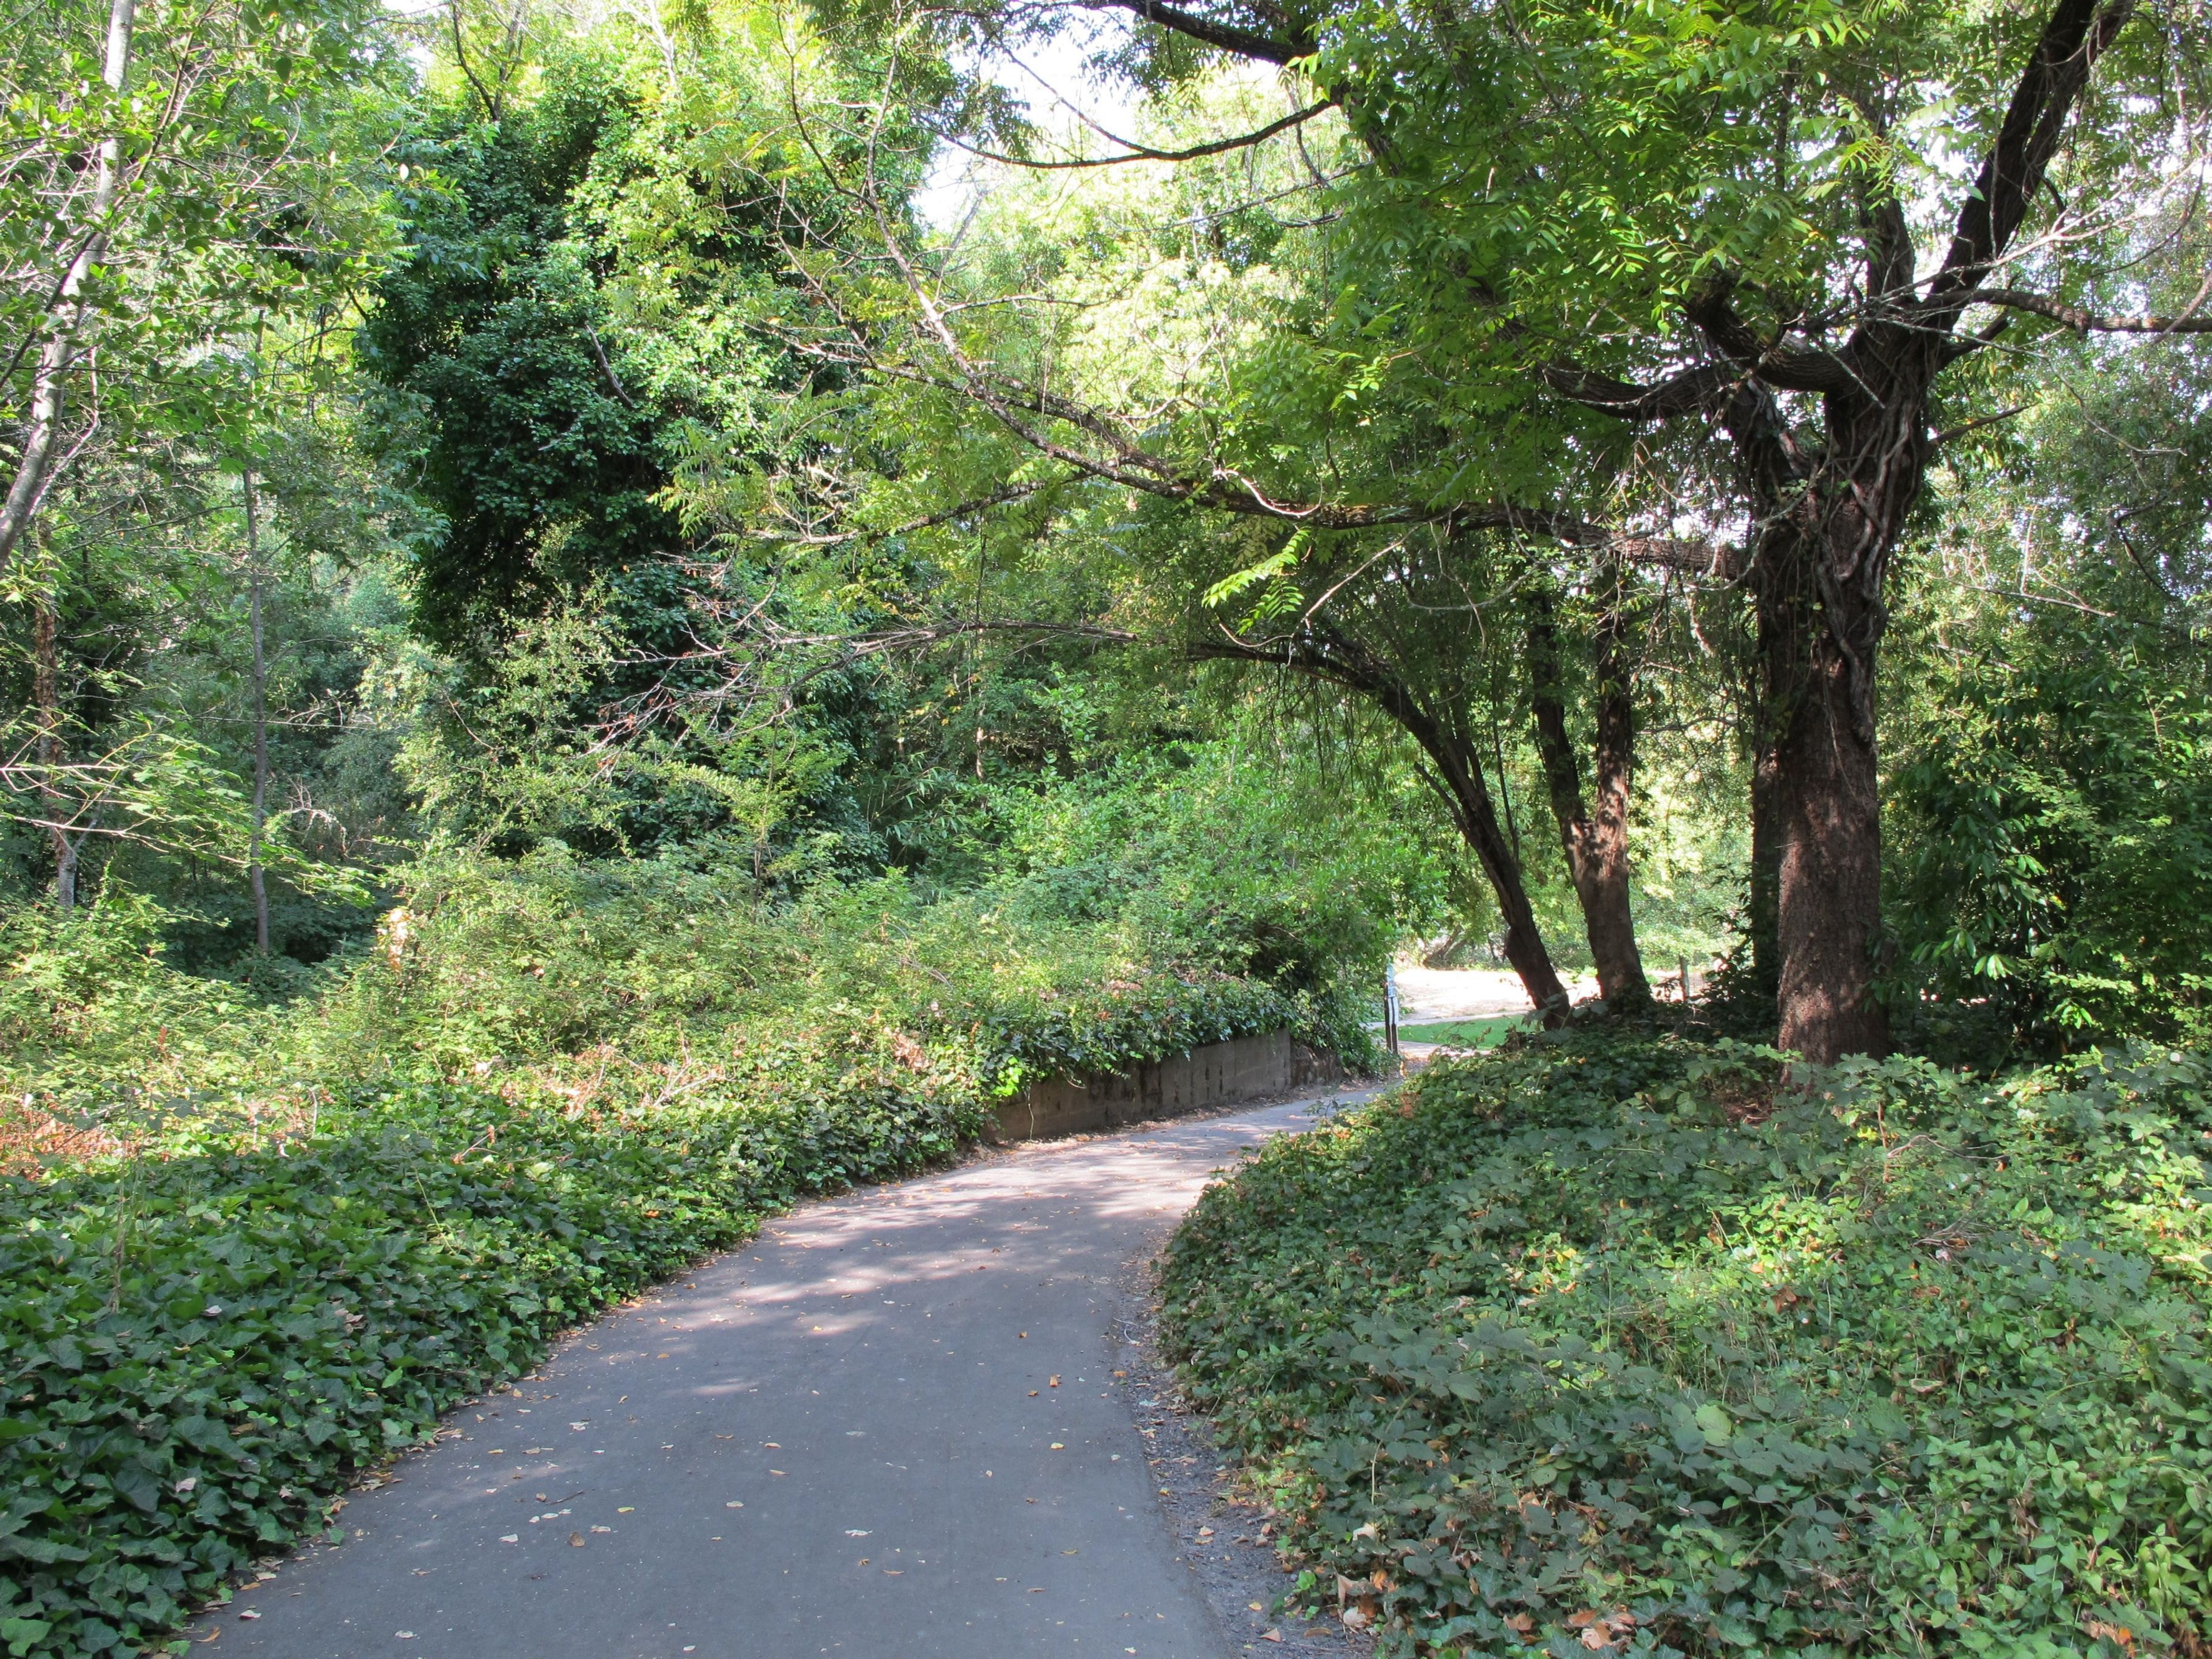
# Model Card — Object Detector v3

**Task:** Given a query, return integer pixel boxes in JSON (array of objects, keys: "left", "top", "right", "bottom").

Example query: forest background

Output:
[
  {"left": 7, "top": 0, "right": 2207, "bottom": 1114},
  {"left": 3, "top": 0, "right": 2212, "bottom": 1653}
]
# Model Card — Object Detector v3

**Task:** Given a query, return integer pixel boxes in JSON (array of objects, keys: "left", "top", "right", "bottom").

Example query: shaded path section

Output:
[{"left": 196, "top": 1088, "right": 1375, "bottom": 1659}]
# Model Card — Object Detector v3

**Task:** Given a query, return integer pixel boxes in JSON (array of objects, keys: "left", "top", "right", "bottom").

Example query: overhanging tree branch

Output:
[
  {"left": 934, "top": 97, "right": 1335, "bottom": 169},
  {"left": 1076, "top": 0, "right": 1309, "bottom": 65},
  {"left": 1971, "top": 287, "right": 2212, "bottom": 334}
]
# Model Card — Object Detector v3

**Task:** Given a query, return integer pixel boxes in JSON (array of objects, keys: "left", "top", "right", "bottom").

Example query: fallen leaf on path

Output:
[
  {"left": 1260, "top": 1630, "right": 1282, "bottom": 1643},
  {"left": 569, "top": 1533, "right": 585, "bottom": 1547},
  {"left": 237, "top": 1611, "right": 259, "bottom": 1622},
  {"left": 498, "top": 1535, "right": 518, "bottom": 1543},
  {"left": 1050, "top": 1443, "right": 1064, "bottom": 1450},
  {"left": 1048, "top": 1376, "right": 1060, "bottom": 1388}
]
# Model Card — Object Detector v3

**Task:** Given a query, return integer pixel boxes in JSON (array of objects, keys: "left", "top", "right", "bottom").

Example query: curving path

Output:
[{"left": 192, "top": 1086, "right": 1377, "bottom": 1659}]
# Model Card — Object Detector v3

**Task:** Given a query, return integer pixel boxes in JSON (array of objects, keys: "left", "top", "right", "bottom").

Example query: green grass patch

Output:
[
  {"left": 1398, "top": 1016, "right": 1520, "bottom": 1048},
  {"left": 1158, "top": 1031, "right": 2212, "bottom": 1658}
]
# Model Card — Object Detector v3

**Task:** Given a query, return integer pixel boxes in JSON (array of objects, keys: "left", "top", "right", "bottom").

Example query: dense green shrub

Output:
[
  {"left": 1887, "top": 641, "right": 2212, "bottom": 1062},
  {"left": 0, "top": 1053, "right": 975, "bottom": 1659},
  {"left": 0, "top": 839, "right": 1340, "bottom": 1659},
  {"left": 1160, "top": 1032, "right": 2212, "bottom": 1658}
]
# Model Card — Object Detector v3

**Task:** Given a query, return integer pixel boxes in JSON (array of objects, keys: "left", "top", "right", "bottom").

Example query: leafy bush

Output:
[
  {"left": 1160, "top": 1032, "right": 2212, "bottom": 1658},
  {"left": 1887, "top": 630, "right": 2212, "bottom": 1064},
  {"left": 0, "top": 835, "right": 1347, "bottom": 1659},
  {"left": 0, "top": 1054, "right": 974, "bottom": 1659}
]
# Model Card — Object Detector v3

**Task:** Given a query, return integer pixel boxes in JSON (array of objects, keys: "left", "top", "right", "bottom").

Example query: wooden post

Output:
[{"left": 1384, "top": 959, "right": 1402, "bottom": 1066}]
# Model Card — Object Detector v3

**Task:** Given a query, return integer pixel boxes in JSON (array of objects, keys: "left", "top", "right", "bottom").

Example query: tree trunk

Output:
[
  {"left": 1199, "top": 632, "right": 1571, "bottom": 1022},
  {"left": 1738, "top": 387, "right": 1900, "bottom": 1063},
  {"left": 33, "top": 595, "right": 79, "bottom": 908},
  {"left": 1525, "top": 578, "right": 1648, "bottom": 1006},
  {"left": 1746, "top": 738, "right": 1782, "bottom": 1005},
  {"left": 1588, "top": 571, "right": 1647, "bottom": 1004},
  {"left": 1758, "top": 531, "right": 1888, "bottom": 1060},
  {"left": 0, "top": 0, "right": 137, "bottom": 569},
  {"left": 244, "top": 461, "right": 270, "bottom": 954},
  {"left": 1416, "top": 720, "right": 1570, "bottom": 1023}
]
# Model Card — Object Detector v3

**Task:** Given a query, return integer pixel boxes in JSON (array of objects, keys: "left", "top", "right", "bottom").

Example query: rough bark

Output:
[
  {"left": 1751, "top": 498, "right": 1891, "bottom": 1060},
  {"left": 1745, "top": 738, "right": 1782, "bottom": 1004},
  {"left": 1537, "top": 0, "right": 2134, "bottom": 1062},
  {"left": 1524, "top": 578, "right": 1648, "bottom": 1006}
]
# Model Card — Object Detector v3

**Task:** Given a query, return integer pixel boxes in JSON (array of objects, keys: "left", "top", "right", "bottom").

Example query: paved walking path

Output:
[{"left": 195, "top": 1088, "right": 1377, "bottom": 1659}]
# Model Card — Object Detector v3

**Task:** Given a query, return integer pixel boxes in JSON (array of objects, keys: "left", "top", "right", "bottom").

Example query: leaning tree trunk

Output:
[
  {"left": 1212, "top": 631, "right": 1575, "bottom": 1024},
  {"left": 1420, "top": 722, "right": 1570, "bottom": 1023},
  {"left": 1525, "top": 575, "right": 1648, "bottom": 1006}
]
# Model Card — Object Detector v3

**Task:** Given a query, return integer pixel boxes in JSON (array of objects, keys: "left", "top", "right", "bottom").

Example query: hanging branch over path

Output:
[{"left": 937, "top": 98, "right": 1336, "bottom": 169}]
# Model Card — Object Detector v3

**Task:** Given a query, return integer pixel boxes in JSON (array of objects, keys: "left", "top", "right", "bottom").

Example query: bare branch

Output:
[
  {"left": 1972, "top": 286, "right": 2212, "bottom": 335},
  {"left": 1074, "top": 0, "right": 1309, "bottom": 66},
  {"left": 933, "top": 98, "right": 1335, "bottom": 169}
]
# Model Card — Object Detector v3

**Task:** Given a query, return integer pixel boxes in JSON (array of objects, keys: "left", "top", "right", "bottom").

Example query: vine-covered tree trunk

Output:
[
  {"left": 1525, "top": 575, "right": 1647, "bottom": 1006},
  {"left": 1753, "top": 509, "right": 1891, "bottom": 1061},
  {"left": 1745, "top": 740, "right": 1782, "bottom": 1003}
]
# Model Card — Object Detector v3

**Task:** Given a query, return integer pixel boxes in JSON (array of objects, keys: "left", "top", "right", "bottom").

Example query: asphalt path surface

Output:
[{"left": 193, "top": 1086, "right": 1380, "bottom": 1659}]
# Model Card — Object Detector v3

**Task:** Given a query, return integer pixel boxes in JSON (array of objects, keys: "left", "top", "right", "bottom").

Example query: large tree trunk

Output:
[
  {"left": 1756, "top": 517, "right": 1889, "bottom": 1061},
  {"left": 1695, "top": 0, "right": 2132, "bottom": 1063},
  {"left": 1716, "top": 371, "right": 1901, "bottom": 1065},
  {"left": 1524, "top": 575, "right": 1648, "bottom": 1006}
]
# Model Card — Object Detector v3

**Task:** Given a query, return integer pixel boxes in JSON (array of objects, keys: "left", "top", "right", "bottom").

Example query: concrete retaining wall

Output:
[{"left": 987, "top": 1030, "right": 1341, "bottom": 1144}]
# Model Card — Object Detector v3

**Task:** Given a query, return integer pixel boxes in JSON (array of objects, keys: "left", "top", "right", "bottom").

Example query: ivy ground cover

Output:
[
  {"left": 0, "top": 961, "right": 1305, "bottom": 1659},
  {"left": 1159, "top": 1033, "right": 2212, "bottom": 1658}
]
